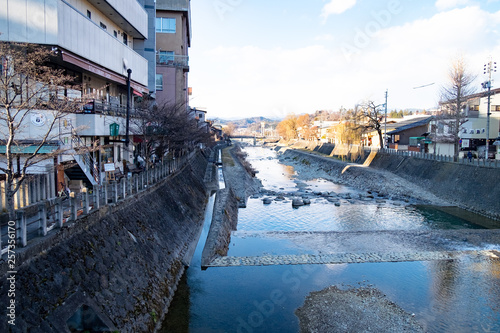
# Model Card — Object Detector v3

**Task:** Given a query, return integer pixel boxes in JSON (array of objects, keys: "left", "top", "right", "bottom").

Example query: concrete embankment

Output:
[
  {"left": 369, "top": 153, "right": 500, "bottom": 220},
  {"left": 0, "top": 151, "right": 212, "bottom": 332},
  {"left": 201, "top": 188, "right": 239, "bottom": 268},
  {"left": 279, "top": 144, "right": 500, "bottom": 220},
  {"left": 201, "top": 145, "right": 259, "bottom": 268}
]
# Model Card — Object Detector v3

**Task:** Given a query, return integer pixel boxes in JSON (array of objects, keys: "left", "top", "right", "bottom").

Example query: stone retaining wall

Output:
[{"left": 0, "top": 152, "right": 210, "bottom": 332}]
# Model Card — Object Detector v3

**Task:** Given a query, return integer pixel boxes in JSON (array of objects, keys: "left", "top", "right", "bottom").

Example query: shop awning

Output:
[{"left": 0, "top": 144, "right": 59, "bottom": 154}]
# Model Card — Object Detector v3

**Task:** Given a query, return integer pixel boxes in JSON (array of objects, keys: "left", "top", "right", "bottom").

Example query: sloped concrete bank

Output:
[
  {"left": 280, "top": 147, "right": 500, "bottom": 220},
  {"left": 0, "top": 151, "right": 211, "bottom": 332},
  {"left": 369, "top": 153, "right": 500, "bottom": 220}
]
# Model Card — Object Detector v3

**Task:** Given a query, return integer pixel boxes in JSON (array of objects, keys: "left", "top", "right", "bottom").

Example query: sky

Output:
[{"left": 188, "top": 0, "right": 500, "bottom": 120}]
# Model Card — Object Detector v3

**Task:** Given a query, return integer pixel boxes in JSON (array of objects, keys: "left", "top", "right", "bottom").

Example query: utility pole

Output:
[
  {"left": 384, "top": 90, "right": 388, "bottom": 149},
  {"left": 482, "top": 59, "right": 496, "bottom": 160}
]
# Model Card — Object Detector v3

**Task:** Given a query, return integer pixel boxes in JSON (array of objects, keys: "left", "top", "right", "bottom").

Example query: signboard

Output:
[
  {"left": 110, "top": 123, "right": 119, "bottom": 136},
  {"left": 104, "top": 163, "right": 115, "bottom": 172},
  {"left": 461, "top": 139, "right": 470, "bottom": 148}
]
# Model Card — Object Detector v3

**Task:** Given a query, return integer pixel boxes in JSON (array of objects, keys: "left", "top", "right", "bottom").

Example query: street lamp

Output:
[{"left": 125, "top": 68, "right": 132, "bottom": 147}]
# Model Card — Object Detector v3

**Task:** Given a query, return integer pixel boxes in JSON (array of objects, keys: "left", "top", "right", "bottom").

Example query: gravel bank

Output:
[
  {"left": 221, "top": 145, "right": 262, "bottom": 203},
  {"left": 278, "top": 148, "right": 451, "bottom": 206},
  {"left": 296, "top": 286, "right": 425, "bottom": 333}
]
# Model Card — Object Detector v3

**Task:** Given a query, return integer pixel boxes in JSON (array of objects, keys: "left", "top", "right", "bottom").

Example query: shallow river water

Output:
[{"left": 161, "top": 146, "right": 500, "bottom": 333}]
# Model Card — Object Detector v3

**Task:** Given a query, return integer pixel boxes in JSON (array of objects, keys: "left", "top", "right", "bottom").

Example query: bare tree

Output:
[
  {"left": 223, "top": 122, "right": 237, "bottom": 137},
  {"left": 0, "top": 42, "right": 83, "bottom": 220},
  {"left": 132, "top": 101, "right": 211, "bottom": 168},
  {"left": 351, "top": 101, "right": 385, "bottom": 147},
  {"left": 440, "top": 56, "right": 476, "bottom": 160}
]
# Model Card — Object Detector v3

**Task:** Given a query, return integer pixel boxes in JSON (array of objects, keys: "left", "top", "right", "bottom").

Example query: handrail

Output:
[
  {"left": 70, "top": 134, "right": 100, "bottom": 183},
  {"left": 0, "top": 149, "right": 203, "bottom": 256},
  {"left": 365, "top": 147, "right": 500, "bottom": 168}
]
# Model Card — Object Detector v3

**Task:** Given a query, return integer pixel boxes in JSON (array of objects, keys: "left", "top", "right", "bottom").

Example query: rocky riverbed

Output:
[
  {"left": 277, "top": 147, "right": 451, "bottom": 206},
  {"left": 220, "top": 144, "right": 500, "bottom": 332}
]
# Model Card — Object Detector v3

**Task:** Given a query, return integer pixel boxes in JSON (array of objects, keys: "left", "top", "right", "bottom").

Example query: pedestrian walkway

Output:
[{"left": 207, "top": 250, "right": 497, "bottom": 267}]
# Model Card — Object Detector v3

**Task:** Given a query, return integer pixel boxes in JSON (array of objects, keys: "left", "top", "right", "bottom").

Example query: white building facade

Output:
[{"left": 1, "top": 0, "right": 151, "bottom": 187}]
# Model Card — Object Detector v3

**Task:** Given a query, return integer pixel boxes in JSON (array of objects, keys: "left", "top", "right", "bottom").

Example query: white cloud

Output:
[
  {"left": 320, "top": 0, "right": 357, "bottom": 22},
  {"left": 191, "top": 7, "right": 500, "bottom": 119},
  {"left": 314, "top": 34, "right": 335, "bottom": 41},
  {"left": 435, "top": 0, "right": 473, "bottom": 11}
]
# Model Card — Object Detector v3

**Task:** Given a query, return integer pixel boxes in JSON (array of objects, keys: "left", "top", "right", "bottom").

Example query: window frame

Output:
[
  {"left": 159, "top": 51, "right": 175, "bottom": 63},
  {"left": 156, "top": 17, "right": 176, "bottom": 33},
  {"left": 155, "top": 74, "right": 163, "bottom": 91}
]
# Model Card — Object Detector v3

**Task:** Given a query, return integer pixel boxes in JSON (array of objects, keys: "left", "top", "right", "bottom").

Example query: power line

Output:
[{"left": 413, "top": 82, "right": 435, "bottom": 89}]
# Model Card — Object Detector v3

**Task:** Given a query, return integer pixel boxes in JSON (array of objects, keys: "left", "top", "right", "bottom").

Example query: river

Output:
[{"left": 161, "top": 145, "right": 500, "bottom": 333}]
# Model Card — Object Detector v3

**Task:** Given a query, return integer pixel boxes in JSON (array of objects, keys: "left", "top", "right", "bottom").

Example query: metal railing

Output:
[
  {"left": 156, "top": 54, "right": 189, "bottom": 68},
  {"left": 0, "top": 171, "right": 56, "bottom": 212},
  {"left": 0, "top": 150, "right": 198, "bottom": 256},
  {"left": 81, "top": 99, "right": 146, "bottom": 118},
  {"left": 70, "top": 134, "right": 99, "bottom": 184},
  {"left": 369, "top": 147, "right": 500, "bottom": 168}
]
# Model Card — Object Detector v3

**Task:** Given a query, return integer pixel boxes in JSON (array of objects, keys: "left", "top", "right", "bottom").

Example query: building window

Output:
[
  {"left": 114, "top": 30, "right": 118, "bottom": 38},
  {"left": 123, "top": 32, "right": 128, "bottom": 46},
  {"left": 494, "top": 105, "right": 500, "bottom": 112},
  {"left": 100, "top": 22, "right": 107, "bottom": 30},
  {"left": 156, "top": 17, "right": 176, "bottom": 33},
  {"left": 156, "top": 74, "right": 163, "bottom": 90},
  {"left": 87, "top": 10, "right": 91, "bottom": 19},
  {"left": 158, "top": 51, "right": 174, "bottom": 63}
]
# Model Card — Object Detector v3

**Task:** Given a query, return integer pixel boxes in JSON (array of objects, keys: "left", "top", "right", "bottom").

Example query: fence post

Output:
[
  {"left": 0, "top": 181, "right": 2, "bottom": 215},
  {"left": 22, "top": 181, "right": 27, "bottom": 208},
  {"left": 121, "top": 178, "right": 126, "bottom": 199},
  {"left": 82, "top": 188, "right": 90, "bottom": 215},
  {"left": 16, "top": 210, "right": 27, "bottom": 247},
  {"left": 41, "top": 174, "right": 46, "bottom": 201},
  {"left": 39, "top": 203, "right": 47, "bottom": 236},
  {"left": 113, "top": 181, "right": 118, "bottom": 203},
  {"left": 128, "top": 176, "right": 133, "bottom": 196},
  {"left": 55, "top": 197, "right": 63, "bottom": 228},
  {"left": 94, "top": 185, "right": 100, "bottom": 209},
  {"left": 70, "top": 192, "right": 77, "bottom": 221},
  {"left": 46, "top": 165, "right": 55, "bottom": 199},
  {"left": 104, "top": 182, "right": 109, "bottom": 204}
]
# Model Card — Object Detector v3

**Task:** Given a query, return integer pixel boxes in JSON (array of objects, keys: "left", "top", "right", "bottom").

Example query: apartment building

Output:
[
  {"left": 1, "top": 0, "right": 151, "bottom": 187},
  {"left": 461, "top": 88, "right": 500, "bottom": 158},
  {"left": 155, "top": 0, "right": 191, "bottom": 109}
]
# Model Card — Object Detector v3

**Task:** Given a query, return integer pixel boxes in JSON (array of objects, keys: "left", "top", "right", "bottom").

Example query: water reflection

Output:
[{"left": 161, "top": 146, "right": 500, "bottom": 332}]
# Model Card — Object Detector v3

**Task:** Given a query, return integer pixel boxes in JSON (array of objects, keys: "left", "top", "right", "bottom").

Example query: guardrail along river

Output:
[{"left": 161, "top": 146, "right": 500, "bottom": 333}]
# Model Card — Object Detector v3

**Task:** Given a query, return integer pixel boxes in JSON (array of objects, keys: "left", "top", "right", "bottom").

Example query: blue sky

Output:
[{"left": 189, "top": 0, "right": 500, "bottom": 119}]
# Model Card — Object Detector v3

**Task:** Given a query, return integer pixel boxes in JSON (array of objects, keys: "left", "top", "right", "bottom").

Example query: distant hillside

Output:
[{"left": 209, "top": 116, "right": 280, "bottom": 127}]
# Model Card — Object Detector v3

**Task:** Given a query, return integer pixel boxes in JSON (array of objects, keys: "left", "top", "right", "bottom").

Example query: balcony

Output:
[
  {"left": 156, "top": 54, "right": 189, "bottom": 72},
  {"left": 79, "top": 99, "right": 146, "bottom": 118}
]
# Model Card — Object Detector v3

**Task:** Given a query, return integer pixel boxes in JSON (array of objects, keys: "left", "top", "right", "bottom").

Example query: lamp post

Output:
[
  {"left": 125, "top": 68, "right": 132, "bottom": 147},
  {"left": 482, "top": 59, "right": 496, "bottom": 160}
]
